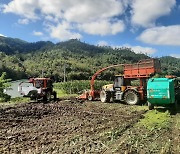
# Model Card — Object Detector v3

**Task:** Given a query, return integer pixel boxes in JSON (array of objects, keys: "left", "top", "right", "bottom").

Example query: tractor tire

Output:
[
  {"left": 43, "top": 91, "right": 51, "bottom": 102},
  {"left": 100, "top": 90, "right": 111, "bottom": 103},
  {"left": 52, "top": 91, "right": 57, "bottom": 101},
  {"left": 124, "top": 90, "right": 140, "bottom": 105},
  {"left": 46, "top": 91, "right": 51, "bottom": 102},
  {"left": 171, "top": 100, "right": 178, "bottom": 113},
  {"left": 43, "top": 95, "right": 47, "bottom": 102},
  {"left": 148, "top": 101, "right": 154, "bottom": 110},
  {"left": 88, "top": 95, "right": 93, "bottom": 101},
  {"left": 28, "top": 90, "right": 38, "bottom": 101}
]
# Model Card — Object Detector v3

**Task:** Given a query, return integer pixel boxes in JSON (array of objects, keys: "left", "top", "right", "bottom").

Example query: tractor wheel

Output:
[
  {"left": 52, "top": 91, "right": 57, "bottom": 101},
  {"left": 124, "top": 90, "right": 140, "bottom": 105},
  {"left": 88, "top": 95, "right": 93, "bottom": 101},
  {"left": 47, "top": 92, "right": 51, "bottom": 101},
  {"left": 100, "top": 90, "right": 111, "bottom": 103},
  {"left": 43, "top": 91, "right": 51, "bottom": 102},
  {"left": 148, "top": 101, "right": 154, "bottom": 110},
  {"left": 171, "top": 100, "right": 178, "bottom": 113}
]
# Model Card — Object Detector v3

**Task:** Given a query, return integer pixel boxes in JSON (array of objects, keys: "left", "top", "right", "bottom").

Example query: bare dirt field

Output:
[{"left": 0, "top": 98, "right": 180, "bottom": 153}]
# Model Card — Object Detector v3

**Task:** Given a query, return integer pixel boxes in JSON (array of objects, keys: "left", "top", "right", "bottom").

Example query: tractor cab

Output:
[
  {"left": 113, "top": 75, "right": 132, "bottom": 91},
  {"left": 29, "top": 78, "right": 53, "bottom": 89},
  {"left": 113, "top": 75, "right": 124, "bottom": 90}
]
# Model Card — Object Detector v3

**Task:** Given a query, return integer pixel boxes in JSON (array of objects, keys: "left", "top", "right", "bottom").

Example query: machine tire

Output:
[
  {"left": 171, "top": 100, "right": 178, "bottom": 112},
  {"left": 100, "top": 90, "right": 111, "bottom": 103},
  {"left": 88, "top": 95, "right": 93, "bottom": 101},
  {"left": 124, "top": 90, "right": 140, "bottom": 105},
  {"left": 28, "top": 90, "right": 38, "bottom": 101},
  {"left": 43, "top": 91, "right": 51, "bottom": 102},
  {"left": 148, "top": 101, "right": 154, "bottom": 110},
  {"left": 52, "top": 91, "right": 57, "bottom": 101},
  {"left": 51, "top": 91, "right": 57, "bottom": 102},
  {"left": 47, "top": 91, "right": 51, "bottom": 101}
]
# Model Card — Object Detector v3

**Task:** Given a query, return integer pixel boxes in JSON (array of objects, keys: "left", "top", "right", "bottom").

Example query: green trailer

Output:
[{"left": 147, "top": 77, "right": 180, "bottom": 110}]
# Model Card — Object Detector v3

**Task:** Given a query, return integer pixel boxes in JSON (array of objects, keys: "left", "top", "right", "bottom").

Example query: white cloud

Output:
[
  {"left": 170, "top": 54, "right": 180, "bottom": 58},
  {"left": 113, "top": 44, "right": 156, "bottom": 55},
  {"left": 131, "top": 0, "right": 176, "bottom": 27},
  {"left": 0, "top": 33, "right": 6, "bottom": 37},
  {"left": 138, "top": 25, "right": 180, "bottom": 46},
  {"left": 105, "top": 42, "right": 157, "bottom": 55},
  {"left": 63, "top": 0, "right": 124, "bottom": 23},
  {"left": 127, "top": 45, "right": 156, "bottom": 55},
  {"left": 3, "top": 0, "right": 125, "bottom": 22},
  {"left": 33, "top": 31, "right": 43, "bottom": 36},
  {"left": 1, "top": 0, "right": 127, "bottom": 41},
  {"left": 3, "top": 0, "right": 38, "bottom": 20},
  {"left": 48, "top": 22, "right": 82, "bottom": 41},
  {"left": 97, "top": 41, "right": 109, "bottom": 46},
  {"left": 79, "top": 20, "right": 125, "bottom": 35},
  {"left": 18, "top": 18, "right": 29, "bottom": 25},
  {"left": 121, "top": 44, "right": 157, "bottom": 55},
  {"left": 95, "top": 40, "right": 157, "bottom": 55}
]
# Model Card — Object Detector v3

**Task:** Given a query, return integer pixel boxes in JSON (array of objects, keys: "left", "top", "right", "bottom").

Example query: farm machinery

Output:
[
  {"left": 147, "top": 76, "right": 180, "bottom": 110},
  {"left": 18, "top": 78, "right": 57, "bottom": 101},
  {"left": 100, "top": 59, "right": 161, "bottom": 105},
  {"left": 78, "top": 64, "right": 124, "bottom": 101},
  {"left": 79, "top": 59, "right": 161, "bottom": 105}
]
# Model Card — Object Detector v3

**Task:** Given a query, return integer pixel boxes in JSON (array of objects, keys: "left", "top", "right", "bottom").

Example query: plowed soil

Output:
[
  {"left": 1, "top": 99, "right": 180, "bottom": 153},
  {"left": 0, "top": 99, "right": 145, "bottom": 153}
]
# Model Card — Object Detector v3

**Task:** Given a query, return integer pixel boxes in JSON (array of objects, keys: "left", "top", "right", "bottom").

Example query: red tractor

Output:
[
  {"left": 18, "top": 78, "right": 57, "bottom": 102},
  {"left": 79, "top": 59, "right": 161, "bottom": 105}
]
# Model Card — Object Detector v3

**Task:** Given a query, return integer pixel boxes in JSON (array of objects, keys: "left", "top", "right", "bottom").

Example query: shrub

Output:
[{"left": 0, "top": 72, "right": 11, "bottom": 102}]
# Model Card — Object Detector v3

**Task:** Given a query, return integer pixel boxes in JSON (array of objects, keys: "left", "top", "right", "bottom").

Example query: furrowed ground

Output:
[{"left": 0, "top": 99, "right": 180, "bottom": 153}]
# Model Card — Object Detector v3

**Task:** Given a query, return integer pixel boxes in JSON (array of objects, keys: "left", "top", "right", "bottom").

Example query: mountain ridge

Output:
[{"left": 0, "top": 36, "right": 179, "bottom": 81}]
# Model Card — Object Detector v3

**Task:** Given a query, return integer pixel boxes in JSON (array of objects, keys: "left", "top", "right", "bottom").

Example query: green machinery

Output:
[{"left": 147, "top": 77, "right": 180, "bottom": 110}]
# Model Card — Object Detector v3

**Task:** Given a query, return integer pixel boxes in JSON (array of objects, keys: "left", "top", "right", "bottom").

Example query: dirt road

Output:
[{"left": 0, "top": 99, "right": 179, "bottom": 153}]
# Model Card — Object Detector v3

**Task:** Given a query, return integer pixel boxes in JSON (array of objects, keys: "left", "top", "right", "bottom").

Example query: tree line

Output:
[{"left": 0, "top": 39, "right": 179, "bottom": 81}]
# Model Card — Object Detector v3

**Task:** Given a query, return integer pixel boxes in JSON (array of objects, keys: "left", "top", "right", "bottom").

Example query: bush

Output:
[
  {"left": 54, "top": 80, "right": 111, "bottom": 94},
  {"left": 0, "top": 72, "right": 11, "bottom": 102}
]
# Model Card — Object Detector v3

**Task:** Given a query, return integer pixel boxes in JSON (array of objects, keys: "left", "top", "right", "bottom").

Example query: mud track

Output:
[{"left": 0, "top": 99, "right": 146, "bottom": 153}]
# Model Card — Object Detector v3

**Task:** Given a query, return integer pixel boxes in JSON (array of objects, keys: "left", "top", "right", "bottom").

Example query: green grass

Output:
[
  {"left": 54, "top": 80, "right": 111, "bottom": 94},
  {"left": 138, "top": 109, "right": 171, "bottom": 130},
  {"left": 0, "top": 97, "right": 30, "bottom": 106},
  {"left": 54, "top": 88, "right": 78, "bottom": 98}
]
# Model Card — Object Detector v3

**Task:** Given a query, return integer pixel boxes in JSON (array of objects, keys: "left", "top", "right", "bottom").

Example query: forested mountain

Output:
[
  {"left": 0, "top": 37, "right": 179, "bottom": 81},
  {"left": 0, "top": 36, "right": 54, "bottom": 54}
]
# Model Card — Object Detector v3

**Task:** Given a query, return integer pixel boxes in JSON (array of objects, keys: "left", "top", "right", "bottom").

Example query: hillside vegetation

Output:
[{"left": 0, "top": 37, "right": 179, "bottom": 81}]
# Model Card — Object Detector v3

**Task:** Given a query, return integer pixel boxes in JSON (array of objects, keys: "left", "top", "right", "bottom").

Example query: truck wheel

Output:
[
  {"left": 124, "top": 90, "right": 139, "bottom": 105},
  {"left": 148, "top": 101, "right": 154, "bottom": 110},
  {"left": 100, "top": 90, "right": 111, "bottom": 103}
]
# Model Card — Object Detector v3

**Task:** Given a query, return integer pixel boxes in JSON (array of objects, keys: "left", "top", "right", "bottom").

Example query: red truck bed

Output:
[{"left": 124, "top": 59, "right": 161, "bottom": 78}]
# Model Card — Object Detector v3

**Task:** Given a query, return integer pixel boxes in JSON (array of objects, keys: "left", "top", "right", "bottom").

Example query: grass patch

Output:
[
  {"left": 110, "top": 109, "right": 172, "bottom": 153},
  {"left": 138, "top": 109, "right": 171, "bottom": 130},
  {"left": 54, "top": 80, "right": 111, "bottom": 94},
  {"left": 131, "top": 104, "right": 148, "bottom": 112},
  {"left": 54, "top": 88, "right": 78, "bottom": 98},
  {"left": 10, "top": 97, "right": 30, "bottom": 103},
  {"left": 104, "top": 128, "right": 124, "bottom": 142},
  {"left": 0, "top": 97, "right": 30, "bottom": 106}
]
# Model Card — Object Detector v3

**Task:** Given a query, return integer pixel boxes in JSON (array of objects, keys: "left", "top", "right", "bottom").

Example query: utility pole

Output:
[
  {"left": 42, "top": 70, "right": 44, "bottom": 78},
  {"left": 63, "top": 63, "right": 66, "bottom": 82}
]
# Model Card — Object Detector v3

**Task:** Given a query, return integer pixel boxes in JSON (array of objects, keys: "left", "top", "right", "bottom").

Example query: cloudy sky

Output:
[{"left": 0, "top": 0, "right": 180, "bottom": 57}]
